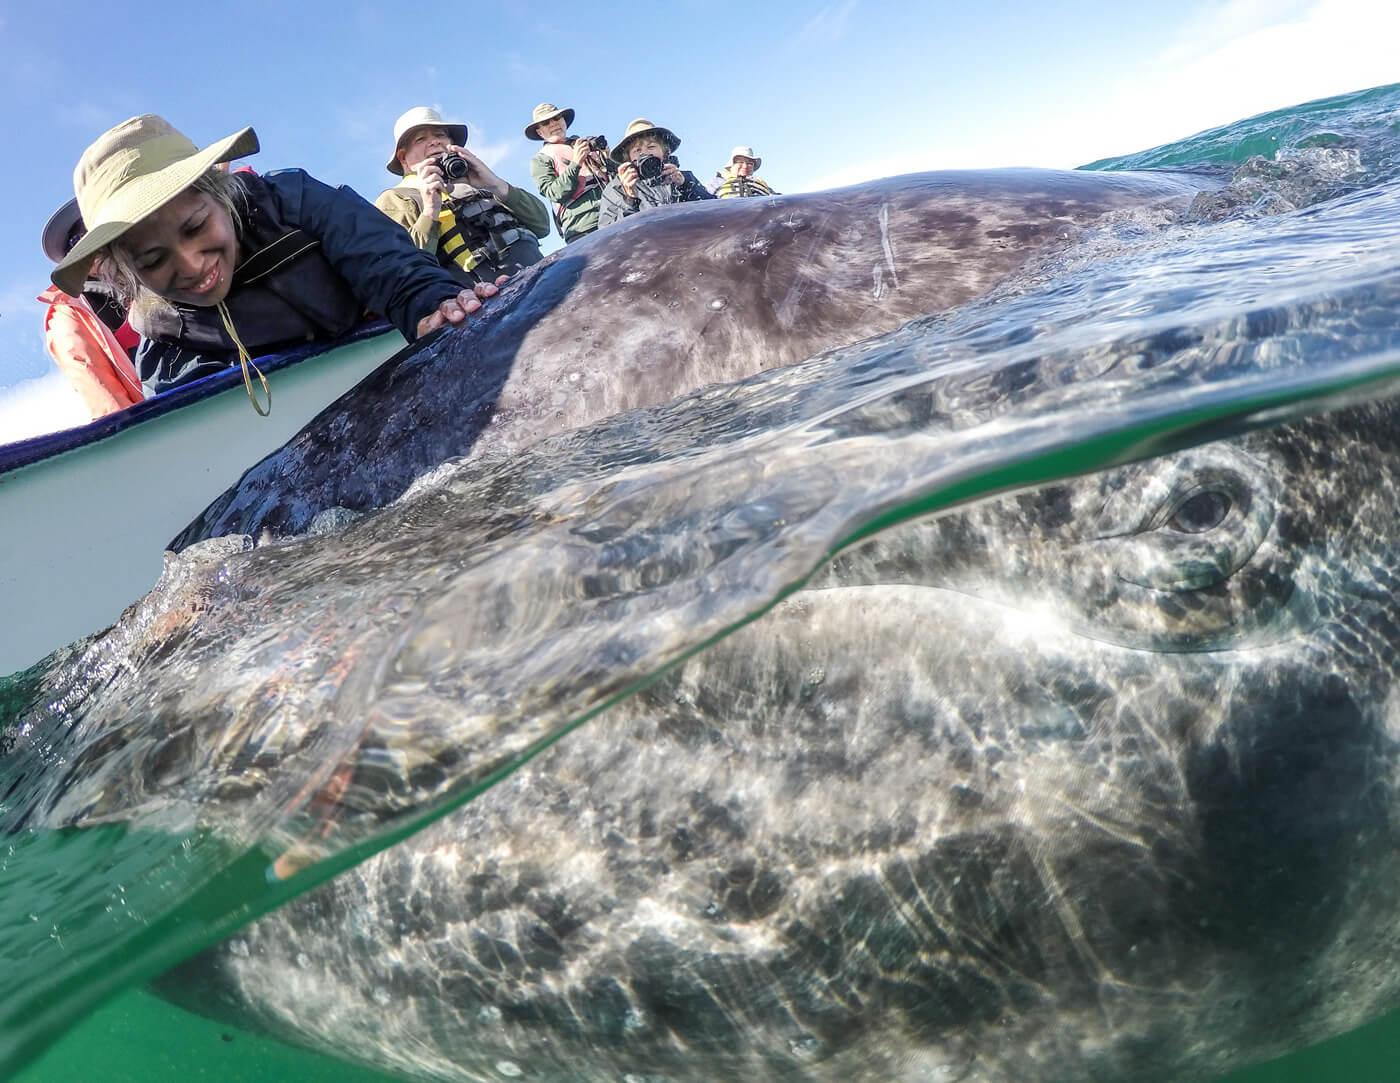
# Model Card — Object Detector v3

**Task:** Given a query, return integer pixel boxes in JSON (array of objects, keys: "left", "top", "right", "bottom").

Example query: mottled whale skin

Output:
[
  {"left": 175, "top": 168, "right": 1210, "bottom": 547},
  {"left": 159, "top": 399, "right": 1400, "bottom": 1083}
]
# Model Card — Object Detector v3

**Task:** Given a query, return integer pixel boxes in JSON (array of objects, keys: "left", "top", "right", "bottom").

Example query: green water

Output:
[
  {"left": 14, "top": 975, "right": 1400, "bottom": 1082},
  {"left": 1080, "top": 81, "right": 1400, "bottom": 172},
  {"left": 15, "top": 991, "right": 400, "bottom": 1083}
]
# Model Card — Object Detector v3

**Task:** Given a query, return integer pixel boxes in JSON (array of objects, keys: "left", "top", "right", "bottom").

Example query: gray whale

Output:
[
  {"left": 9, "top": 167, "right": 1400, "bottom": 1083},
  {"left": 154, "top": 397, "right": 1400, "bottom": 1083},
  {"left": 175, "top": 168, "right": 1211, "bottom": 547}
]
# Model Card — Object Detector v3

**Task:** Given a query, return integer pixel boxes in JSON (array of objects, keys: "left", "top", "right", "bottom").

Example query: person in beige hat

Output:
[
  {"left": 376, "top": 106, "right": 549, "bottom": 285},
  {"left": 525, "top": 102, "right": 612, "bottom": 244},
  {"left": 596, "top": 118, "right": 713, "bottom": 229},
  {"left": 710, "top": 145, "right": 778, "bottom": 199},
  {"left": 55, "top": 114, "right": 496, "bottom": 399}
]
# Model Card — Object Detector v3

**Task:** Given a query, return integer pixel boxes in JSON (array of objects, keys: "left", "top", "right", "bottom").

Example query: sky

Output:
[{"left": 0, "top": 0, "right": 1396, "bottom": 440}]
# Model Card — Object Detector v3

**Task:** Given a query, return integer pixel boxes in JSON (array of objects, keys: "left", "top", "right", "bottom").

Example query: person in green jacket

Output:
[
  {"left": 526, "top": 102, "right": 612, "bottom": 244},
  {"left": 376, "top": 106, "right": 550, "bottom": 285}
]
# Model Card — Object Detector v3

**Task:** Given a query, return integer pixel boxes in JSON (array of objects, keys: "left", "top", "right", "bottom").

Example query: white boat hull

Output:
[{"left": 0, "top": 328, "right": 402, "bottom": 675}]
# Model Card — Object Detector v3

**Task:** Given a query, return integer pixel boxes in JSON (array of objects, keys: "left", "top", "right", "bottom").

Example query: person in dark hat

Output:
[
  {"left": 526, "top": 102, "right": 612, "bottom": 244},
  {"left": 376, "top": 106, "right": 549, "bottom": 284},
  {"left": 597, "top": 118, "right": 713, "bottom": 229},
  {"left": 37, "top": 198, "right": 145, "bottom": 416}
]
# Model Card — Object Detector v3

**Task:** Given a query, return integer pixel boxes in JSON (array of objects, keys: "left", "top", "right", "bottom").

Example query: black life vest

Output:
[
  {"left": 394, "top": 183, "right": 542, "bottom": 285},
  {"left": 132, "top": 173, "right": 363, "bottom": 357}
]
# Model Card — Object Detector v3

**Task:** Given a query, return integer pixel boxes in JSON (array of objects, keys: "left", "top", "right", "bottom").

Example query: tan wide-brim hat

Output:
[
  {"left": 525, "top": 102, "right": 575, "bottom": 141},
  {"left": 610, "top": 118, "right": 680, "bottom": 164},
  {"left": 52, "top": 114, "right": 259, "bottom": 296},
  {"left": 729, "top": 145, "right": 762, "bottom": 171},
  {"left": 41, "top": 197, "right": 84, "bottom": 265},
  {"left": 387, "top": 106, "right": 468, "bottom": 175}
]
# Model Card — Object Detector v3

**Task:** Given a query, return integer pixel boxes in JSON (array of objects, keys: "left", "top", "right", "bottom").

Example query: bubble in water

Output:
[
  {"left": 295, "top": 952, "right": 310, "bottom": 969},
  {"left": 229, "top": 938, "right": 250, "bottom": 958},
  {"left": 478, "top": 1004, "right": 504, "bottom": 1024},
  {"left": 372, "top": 987, "right": 392, "bottom": 1007},
  {"left": 789, "top": 1035, "right": 823, "bottom": 1059},
  {"left": 709, "top": 298, "right": 727, "bottom": 311},
  {"left": 496, "top": 1060, "right": 523, "bottom": 1077}
]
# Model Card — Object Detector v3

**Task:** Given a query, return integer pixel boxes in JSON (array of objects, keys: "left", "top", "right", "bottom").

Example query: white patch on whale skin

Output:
[{"left": 878, "top": 202, "right": 900, "bottom": 291}]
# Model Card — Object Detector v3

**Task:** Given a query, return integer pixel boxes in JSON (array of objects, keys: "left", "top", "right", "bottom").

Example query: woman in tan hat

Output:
[
  {"left": 596, "top": 118, "right": 713, "bottom": 229},
  {"left": 54, "top": 114, "right": 497, "bottom": 398},
  {"left": 525, "top": 102, "right": 612, "bottom": 244}
]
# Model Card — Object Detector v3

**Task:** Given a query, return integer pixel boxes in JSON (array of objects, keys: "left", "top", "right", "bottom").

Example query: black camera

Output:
[
  {"left": 435, "top": 151, "right": 471, "bottom": 182},
  {"left": 633, "top": 154, "right": 665, "bottom": 182},
  {"left": 574, "top": 135, "right": 609, "bottom": 154}
]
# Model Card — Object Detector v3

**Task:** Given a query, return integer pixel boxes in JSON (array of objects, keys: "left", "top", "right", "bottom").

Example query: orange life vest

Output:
[{"left": 37, "top": 286, "right": 144, "bottom": 416}]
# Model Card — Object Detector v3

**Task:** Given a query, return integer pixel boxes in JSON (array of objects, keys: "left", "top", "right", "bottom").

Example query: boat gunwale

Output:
[{"left": 0, "top": 320, "right": 396, "bottom": 477}]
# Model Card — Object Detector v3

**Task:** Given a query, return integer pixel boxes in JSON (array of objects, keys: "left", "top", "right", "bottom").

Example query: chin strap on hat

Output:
[{"left": 217, "top": 299, "right": 271, "bottom": 416}]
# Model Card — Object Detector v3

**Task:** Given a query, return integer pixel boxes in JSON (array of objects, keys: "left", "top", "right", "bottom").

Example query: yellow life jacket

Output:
[
  {"left": 400, "top": 177, "right": 526, "bottom": 275},
  {"left": 713, "top": 169, "right": 775, "bottom": 199}
]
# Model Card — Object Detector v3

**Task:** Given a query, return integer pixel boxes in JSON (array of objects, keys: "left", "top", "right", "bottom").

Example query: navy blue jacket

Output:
[{"left": 136, "top": 169, "right": 463, "bottom": 393}]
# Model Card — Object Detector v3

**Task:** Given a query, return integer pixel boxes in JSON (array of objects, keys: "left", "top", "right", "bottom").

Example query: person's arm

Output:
[
  {"left": 681, "top": 171, "right": 716, "bottom": 201},
  {"left": 265, "top": 170, "right": 461, "bottom": 340},
  {"left": 373, "top": 187, "right": 439, "bottom": 253},
  {"left": 497, "top": 184, "right": 553, "bottom": 239},
  {"left": 135, "top": 337, "right": 228, "bottom": 396},
  {"left": 596, "top": 177, "right": 639, "bottom": 227},
  {"left": 531, "top": 150, "right": 582, "bottom": 202}
]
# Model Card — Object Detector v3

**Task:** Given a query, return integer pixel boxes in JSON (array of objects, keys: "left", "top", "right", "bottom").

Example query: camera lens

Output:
[{"left": 439, "top": 153, "right": 470, "bottom": 181}]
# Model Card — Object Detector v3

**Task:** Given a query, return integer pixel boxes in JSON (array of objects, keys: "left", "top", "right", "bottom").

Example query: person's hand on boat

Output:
[
  {"left": 442, "top": 145, "right": 509, "bottom": 201},
  {"left": 415, "top": 281, "right": 500, "bottom": 337},
  {"left": 660, "top": 162, "right": 684, "bottom": 188},
  {"left": 618, "top": 162, "right": 640, "bottom": 198}
]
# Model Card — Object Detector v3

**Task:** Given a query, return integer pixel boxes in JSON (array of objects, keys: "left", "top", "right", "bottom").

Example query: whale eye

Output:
[{"left": 1167, "top": 490, "right": 1231, "bottom": 534}]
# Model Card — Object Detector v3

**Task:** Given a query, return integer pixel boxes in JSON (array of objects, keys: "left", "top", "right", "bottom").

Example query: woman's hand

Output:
[
  {"left": 661, "top": 162, "right": 684, "bottom": 188},
  {"left": 415, "top": 280, "right": 501, "bottom": 338},
  {"left": 618, "top": 162, "right": 640, "bottom": 198}
]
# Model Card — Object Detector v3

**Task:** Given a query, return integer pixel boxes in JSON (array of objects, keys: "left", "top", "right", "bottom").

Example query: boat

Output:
[{"left": 0, "top": 322, "right": 402, "bottom": 676}]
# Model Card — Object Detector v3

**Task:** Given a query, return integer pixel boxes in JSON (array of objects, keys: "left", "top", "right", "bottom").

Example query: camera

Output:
[
  {"left": 633, "top": 154, "right": 665, "bottom": 182},
  {"left": 574, "top": 135, "right": 609, "bottom": 154},
  {"left": 435, "top": 151, "right": 471, "bottom": 182}
]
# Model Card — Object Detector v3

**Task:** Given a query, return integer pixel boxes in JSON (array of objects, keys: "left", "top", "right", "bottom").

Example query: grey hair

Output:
[{"left": 97, "top": 167, "right": 246, "bottom": 319}]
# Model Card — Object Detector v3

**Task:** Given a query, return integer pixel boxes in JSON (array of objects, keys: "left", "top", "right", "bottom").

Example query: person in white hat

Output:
[
  {"left": 55, "top": 114, "right": 496, "bottom": 399},
  {"left": 376, "top": 106, "right": 550, "bottom": 285},
  {"left": 596, "top": 118, "right": 714, "bottom": 229},
  {"left": 711, "top": 146, "right": 778, "bottom": 199},
  {"left": 525, "top": 102, "right": 613, "bottom": 244}
]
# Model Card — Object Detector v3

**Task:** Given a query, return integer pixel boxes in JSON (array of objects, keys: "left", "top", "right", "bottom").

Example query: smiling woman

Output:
[{"left": 51, "top": 115, "right": 499, "bottom": 400}]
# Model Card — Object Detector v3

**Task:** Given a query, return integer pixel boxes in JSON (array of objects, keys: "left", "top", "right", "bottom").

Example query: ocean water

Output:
[{"left": 5, "top": 82, "right": 1400, "bottom": 1082}]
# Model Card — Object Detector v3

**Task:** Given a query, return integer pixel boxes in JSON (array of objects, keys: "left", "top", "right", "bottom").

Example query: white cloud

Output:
[
  {"left": 795, "top": 0, "right": 1400, "bottom": 191},
  {"left": 1155, "top": 0, "right": 1314, "bottom": 66},
  {"left": 0, "top": 371, "right": 90, "bottom": 445},
  {"left": 795, "top": 0, "right": 859, "bottom": 47}
]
